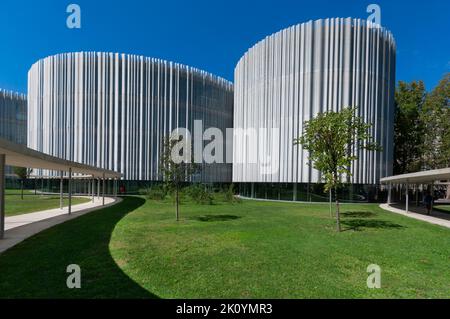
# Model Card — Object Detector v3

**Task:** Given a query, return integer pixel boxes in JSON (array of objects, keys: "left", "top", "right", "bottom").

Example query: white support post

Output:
[
  {"left": 60, "top": 170, "right": 64, "bottom": 210},
  {"left": 405, "top": 181, "right": 409, "bottom": 214},
  {"left": 387, "top": 182, "right": 392, "bottom": 205},
  {"left": 97, "top": 178, "right": 100, "bottom": 200},
  {"left": 102, "top": 173, "right": 105, "bottom": 206},
  {"left": 415, "top": 185, "right": 419, "bottom": 206},
  {"left": 431, "top": 181, "right": 435, "bottom": 213},
  {"left": 68, "top": 168, "right": 72, "bottom": 215},
  {"left": 92, "top": 178, "right": 95, "bottom": 203},
  {"left": 0, "top": 154, "right": 5, "bottom": 239}
]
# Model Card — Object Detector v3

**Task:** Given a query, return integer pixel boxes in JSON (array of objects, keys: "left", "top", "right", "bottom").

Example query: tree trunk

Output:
[
  {"left": 21, "top": 180, "right": 24, "bottom": 200},
  {"left": 335, "top": 186, "right": 341, "bottom": 232},
  {"left": 329, "top": 189, "right": 332, "bottom": 218},
  {"left": 176, "top": 186, "right": 179, "bottom": 221}
]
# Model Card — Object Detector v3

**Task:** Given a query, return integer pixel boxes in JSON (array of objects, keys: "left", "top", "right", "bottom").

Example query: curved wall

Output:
[
  {"left": 27, "top": 52, "right": 233, "bottom": 182},
  {"left": 233, "top": 18, "right": 396, "bottom": 185}
]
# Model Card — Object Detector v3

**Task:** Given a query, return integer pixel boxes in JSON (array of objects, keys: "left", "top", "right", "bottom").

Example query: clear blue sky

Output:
[{"left": 0, "top": 0, "right": 448, "bottom": 94}]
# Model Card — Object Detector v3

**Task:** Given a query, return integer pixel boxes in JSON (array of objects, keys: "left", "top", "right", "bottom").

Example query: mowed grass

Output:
[
  {"left": 0, "top": 195, "right": 449, "bottom": 298},
  {"left": 435, "top": 205, "right": 450, "bottom": 214},
  {"left": 5, "top": 189, "right": 90, "bottom": 216}
]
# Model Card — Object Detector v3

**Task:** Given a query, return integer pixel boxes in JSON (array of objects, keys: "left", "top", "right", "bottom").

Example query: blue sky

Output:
[{"left": 0, "top": 0, "right": 448, "bottom": 93}]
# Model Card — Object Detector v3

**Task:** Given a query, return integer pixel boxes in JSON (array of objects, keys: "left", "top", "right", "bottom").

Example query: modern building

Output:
[
  {"left": 233, "top": 18, "right": 396, "bottom": 201},
  {"left": 22, "top": 18, "right": 397, "bottom": 201},
  {"left": 27, "top": 52, "right": 234, "bottom": 184},
  {"left": 0, "top": 89, "right": 27, "bottom": 177}
]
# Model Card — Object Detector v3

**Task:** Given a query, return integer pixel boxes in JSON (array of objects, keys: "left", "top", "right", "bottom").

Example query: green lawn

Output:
[
  {"left": 0, "top": 195, "right": 449, "bottom": 298},
  {"left": 434, "top": 205, "right": 450, "bottom": 214},
  {"left": 5, "top": 189, "right": 91, "bottom": 216}
]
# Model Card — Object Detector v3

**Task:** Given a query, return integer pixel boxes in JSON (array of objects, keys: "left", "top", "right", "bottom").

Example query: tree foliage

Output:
[
  {"left": 13, "top": 167, "right": 32, "bottom": 200},
  {"left": 159, "top": 135, "right": 199, "bottom": 221},
  {"left": 393, "top": 80, "right": 426, "bottom": 174},
  {"left": 295, "top": 107, "right": 381, "bottom": 231},
  {"left": 420, "top": 74, "right": 450, "bottom": 169},
  {"left": 295, "top": 107, "right": 380, "bottom": 193},
  {"left": 393, "top": 74, "right": 450, "bottom": 173}
]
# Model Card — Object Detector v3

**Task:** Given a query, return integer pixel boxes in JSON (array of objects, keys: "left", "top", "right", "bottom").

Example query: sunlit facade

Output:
[
  {"left": 27, "top": 52, "right": 234, "bottom": 183},
  {"left": 233, "top": 18, "right": 396, "bottom": 201}
]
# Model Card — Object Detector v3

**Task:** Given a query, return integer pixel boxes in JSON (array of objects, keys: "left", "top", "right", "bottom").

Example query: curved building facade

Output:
[
  {"left": 27, "top": 52, "right": 233, "bottom": 182},
  {"left": 233, "top": 18, "right": 396, "bottom": 191}
]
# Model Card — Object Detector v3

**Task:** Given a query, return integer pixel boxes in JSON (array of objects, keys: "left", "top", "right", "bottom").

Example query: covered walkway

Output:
[
  {"left": 0, "top": 196, "right": 120, "bottom": 254},
  {"left": 0, "top": 137, "right": 122, "bottom": 239},
  {"left": 379, "top": 203, "right": 450, "bottom": 229},
  {"left": 380, "top": 168, "right": 450, "bottom": 227}
]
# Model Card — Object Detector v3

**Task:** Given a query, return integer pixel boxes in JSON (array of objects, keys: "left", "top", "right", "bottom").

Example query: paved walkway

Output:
[
  {"left": 0, "top": 196, "right": 121, "bottom": 254},
  {"left": 379, "top": 203, "right": 450, "bottom": 229}
]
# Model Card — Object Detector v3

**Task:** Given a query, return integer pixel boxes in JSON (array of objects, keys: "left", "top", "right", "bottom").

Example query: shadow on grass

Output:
[
  {"left": 0, "top": 196, "right": 157, "bottom": 299},
  {"left": 434, "top": 207, "right": 450, "bottom": 215},
  {"left": 341, "top": 211, "right": 376, "bottom": 218},
  {"left": 342, "top": 219, "right": 404, "bottom": 231},
  {"left": 193, "top": 214, "right": 242, "bottom": 222}
]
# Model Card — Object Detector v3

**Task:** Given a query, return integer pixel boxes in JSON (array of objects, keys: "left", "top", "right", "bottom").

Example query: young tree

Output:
[
  {"left": 393, "top": 81, "right": 426, "bottom": 174},
  {"left": 295, "top": 107, "right": 381, "bottom": 232},
  {"left": 13, "top": 167, "right": 32, "bottom": 200},
  {"left": 159, "top": 134, "right": 199, "bottom": 221}
]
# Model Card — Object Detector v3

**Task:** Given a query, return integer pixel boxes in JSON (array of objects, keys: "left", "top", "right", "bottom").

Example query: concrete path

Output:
[
  {"left": 0, "top": 196, "right": 122, "bottom": 254},
  {"left": 379, "top": 203, "right": 450, "bottom": 229}
]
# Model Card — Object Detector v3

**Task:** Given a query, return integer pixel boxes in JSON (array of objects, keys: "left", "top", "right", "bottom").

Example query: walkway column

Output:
[
  {"left": 60, "top": 170, "right": 64, "bottom": 210},
  {"left": 97, "top": 178, "right": 100, "bottom": 200},
  {"left": 405, "top": 181, "right": 409, "bottom": 214},
  {"left": 387, "top": 182, "right": 392, "bottom": 205},
  {"left": 68, "top": 168, "right": 72, "bottom": 215},
  {"left": 91, "top": 179, "right": 95, "bottom": 203},
  {"left": 0, "top": 154, "right": 5, "bottom": 239},
  {"left": 430, "top": 181, "right": 435, "bottom": 212},
  {"left": 415, "top": 185, "right": 419, "bottom": 206},
  {"left": 102, "top": 173, "right": 105, "bottom": 206}
]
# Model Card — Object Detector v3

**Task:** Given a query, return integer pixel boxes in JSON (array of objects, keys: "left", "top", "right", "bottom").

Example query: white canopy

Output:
[
  {"left": 0, "top": 137, "right": 121, "bottom": 179},
  {"left": 380, "top": 168, "right": 450, "bottom": 184}
]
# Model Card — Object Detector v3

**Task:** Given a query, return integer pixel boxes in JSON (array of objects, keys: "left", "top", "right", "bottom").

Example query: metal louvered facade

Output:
[
  {"left": 27, "top": 52, "right": 233, "bottom": 182},
  {"left": 0, "top": 90, "right": 27, "bottom": 177},
  {"left": 233, "top": 18, "right": 396, "bottom": 185},
  {"left": 0, "top": 90, "right": 27, "bottom": 146}
]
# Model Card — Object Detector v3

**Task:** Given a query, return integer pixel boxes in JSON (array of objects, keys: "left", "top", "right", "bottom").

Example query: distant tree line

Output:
[{"left": 394, "top": 73, "right": 450, "bottom": 175}]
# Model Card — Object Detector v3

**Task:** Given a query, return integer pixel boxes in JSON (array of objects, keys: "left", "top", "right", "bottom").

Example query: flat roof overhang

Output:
[
  {"left": 380, "top": 168, "right": 450, "bottom": 184},
  {"left": 0, "top": 137, "right": 122, "bottom": 179}
]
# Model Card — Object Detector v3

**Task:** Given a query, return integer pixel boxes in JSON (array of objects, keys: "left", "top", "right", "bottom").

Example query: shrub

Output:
[
  {"left": 224, "top": 183, "right": 241, "bottom": 203},
  {"left": 185, "top": 184, "right": 214, "bottom": 205},
  {"left": 145, "top": 185, "right": 168, "bottom": 200}
]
